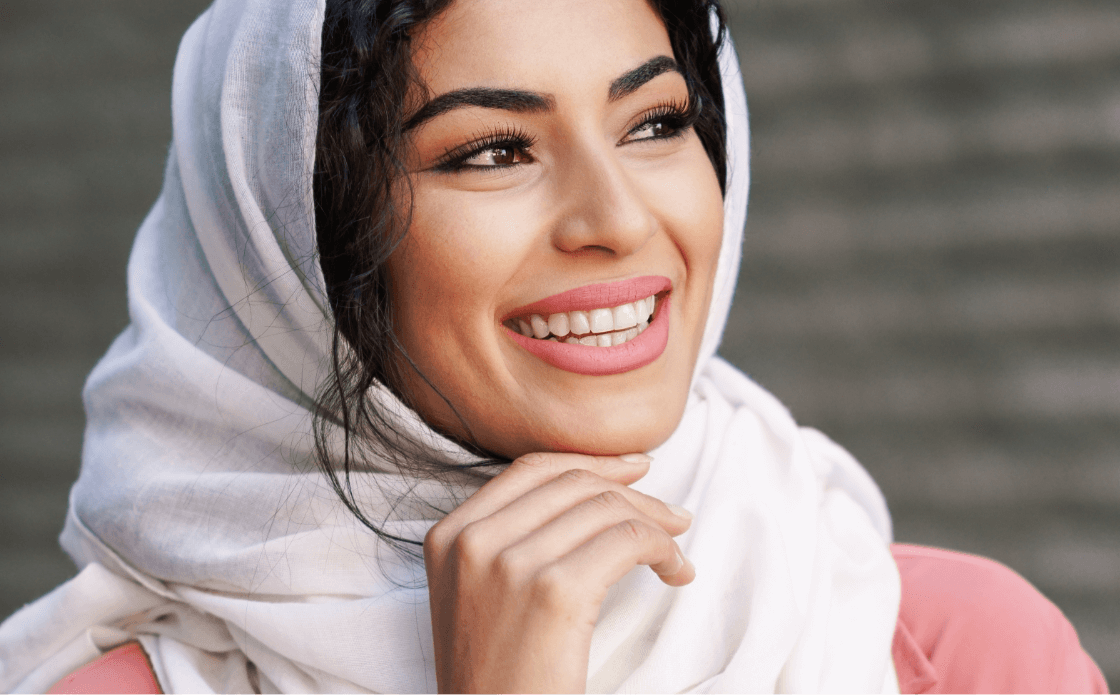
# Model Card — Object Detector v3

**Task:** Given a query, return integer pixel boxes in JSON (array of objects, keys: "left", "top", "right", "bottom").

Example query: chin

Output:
[{"left": 484, "top": 380, "right": 690, "bottom": 460}]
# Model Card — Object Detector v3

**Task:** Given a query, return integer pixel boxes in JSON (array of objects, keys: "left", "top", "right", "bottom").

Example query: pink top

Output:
[
  {"left": 891, "top": 543, "right": 1107, "bottom": 694},
  {"left": 47, "top": 642, "right": 161, "bottom": 694},
  {"left": 49, "top": 544, "right": 1108, "bottom": 694}
]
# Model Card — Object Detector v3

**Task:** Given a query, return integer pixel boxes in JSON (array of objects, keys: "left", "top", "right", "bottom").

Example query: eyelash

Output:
[
  {"left": 434, "top": 126, "right": 538, "bottom": 173},
  {"left": 433, "top": 97, "right": 700, "bottom": 174},
  {"left": 625, "top": 98, "right": 699, "bottom": 144}
]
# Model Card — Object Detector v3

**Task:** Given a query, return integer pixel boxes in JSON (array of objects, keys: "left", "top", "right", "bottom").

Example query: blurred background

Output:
[{"left": 2, "top": 0, "right": 1117, "bottom": 687}]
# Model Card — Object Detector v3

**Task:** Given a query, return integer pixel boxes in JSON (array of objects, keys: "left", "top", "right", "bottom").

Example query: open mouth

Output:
[
  {"left": 503, "top": 293, "right": 661, "bottom": 347},
  {"left": 501, "top": 276, "right": 672, "bottom": 376}
]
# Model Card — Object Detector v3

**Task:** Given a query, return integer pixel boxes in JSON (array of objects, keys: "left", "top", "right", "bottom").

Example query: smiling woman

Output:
[
  {"left": 386, "top": 0, "right": 723, "bottom": 458},
  {"left": 313, "top": 0, "right": 729, "bottom": 471},
  {"left": 0, "top": 0, "right": 1107, "bottom": 693}
]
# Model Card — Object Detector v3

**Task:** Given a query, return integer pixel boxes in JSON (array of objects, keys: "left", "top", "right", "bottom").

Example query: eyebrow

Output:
[
  {"left": 404, "top": 88, "right": 553, "bottom": 131},
  {"left": 607, "top": 55, "right": 681, "bottom": 102},
  {"left": 403, "top": 55, "right": 682, "bottom": 132}
]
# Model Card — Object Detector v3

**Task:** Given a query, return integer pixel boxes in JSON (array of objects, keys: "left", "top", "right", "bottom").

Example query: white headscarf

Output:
[{"left": 0, "top": 0, "right": 901, "bottom": 692}]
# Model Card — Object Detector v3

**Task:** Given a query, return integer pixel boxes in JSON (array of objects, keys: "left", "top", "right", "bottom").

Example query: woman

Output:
[{"left": 0, "top": 0, "right": 1106, "bottom": 692}]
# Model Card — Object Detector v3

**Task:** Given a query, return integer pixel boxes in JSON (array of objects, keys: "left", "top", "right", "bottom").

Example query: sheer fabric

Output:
[{"left": 0, "top": 0, "right": 900, "bottom": 691}]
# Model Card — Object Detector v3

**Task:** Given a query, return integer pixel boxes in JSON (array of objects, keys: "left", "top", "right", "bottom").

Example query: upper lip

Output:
[{"left": 502, "top": 275, "right": 672, "bottom": 320}]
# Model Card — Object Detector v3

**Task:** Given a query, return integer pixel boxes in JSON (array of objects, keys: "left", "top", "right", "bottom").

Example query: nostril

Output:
[{"left": 576, "top": 244, "right": 615, "bottom": 254}]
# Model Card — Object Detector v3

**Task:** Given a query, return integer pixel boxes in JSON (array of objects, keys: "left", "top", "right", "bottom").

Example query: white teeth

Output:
[
  {"left": 589, "top": 308, "right": 613, "bottom": 334},
  {"left": 513, "top": 293, "right": 658, "bottom": 345},
  {"left": 569, "top": 310, "right": 591, "bottom": 335},
  {"left": 530, "top": 314, "right": 550, "bottom": 339},
  {"left": 612, "top": 302, "right": 638, "bottom": 330},
  {"left": 520, "top": 315, "right": 650, "bottom": 348},
  {"left": 547, "top": 312, "right": 569, "bottom": 338}
]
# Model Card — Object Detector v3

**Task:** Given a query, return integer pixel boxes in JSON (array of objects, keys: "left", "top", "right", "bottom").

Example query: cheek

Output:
[
  {"left": 647, "top": 147, "right": 725, "bottom": 290},
  {"left": 388, "top": 184, "right": 545, "bottom": 382},
  {"left": 393, "top": 192, "right": 516, "bottom": 323},
  {"left": 684, "top": 156, "right": 726, "bottom": 262},
  {"left": 651, "top": 147, "right": 725, "bottom": 368},
  {"left": 686, "top": 184, "right": 725, "bottom": 275}
]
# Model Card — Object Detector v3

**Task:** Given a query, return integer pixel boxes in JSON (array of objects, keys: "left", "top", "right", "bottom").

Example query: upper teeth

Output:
[{"left": 514, "top": 295, "right": 656, "bottom": 340}]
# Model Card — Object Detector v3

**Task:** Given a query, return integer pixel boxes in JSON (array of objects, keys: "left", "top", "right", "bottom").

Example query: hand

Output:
[{"left": 424, "top": 452, "right": 695, "bottom": 693}]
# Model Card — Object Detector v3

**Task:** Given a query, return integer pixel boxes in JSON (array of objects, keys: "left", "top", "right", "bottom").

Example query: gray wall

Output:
[
  {"left": 2, "top": 0, "right": 214, "bottom": 627},
  {"left": 722, "top": 1, "right": 1120, "bottom": 686},
  {"left": 2, "top": 0, "right": 1117, "bottom": 687}
]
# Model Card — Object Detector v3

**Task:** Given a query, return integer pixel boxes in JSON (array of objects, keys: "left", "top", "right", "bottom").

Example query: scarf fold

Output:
[{"left": 0, "top": 0, "right": 900, "bottom": 691}]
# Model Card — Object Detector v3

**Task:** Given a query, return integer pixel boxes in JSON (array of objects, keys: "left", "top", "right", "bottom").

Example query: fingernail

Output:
[
  {"left": 619, "top": 453, "right": 652, "bottom": 464},
  {"left": 681, "top": 553, "right": 695, "bottom": 574},
  {"left": 658, "top": 550, "right": 685, "bottom": 576},
  {"left": 666, "top": 504, "right": 693, "bottom": 520},
  {"left": 672, "top": 551, "right": 686, "bottom": 574}
]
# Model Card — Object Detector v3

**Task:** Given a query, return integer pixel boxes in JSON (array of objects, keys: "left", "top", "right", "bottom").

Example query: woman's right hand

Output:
[{"left": 423, "top": 452, "right": 695, "bottom": 693}]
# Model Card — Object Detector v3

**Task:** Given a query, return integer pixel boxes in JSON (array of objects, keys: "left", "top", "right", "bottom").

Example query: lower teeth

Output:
[
  {"left": 509, "top": 298, "right": 657, "bottom": 346},
  {"left": 549, "top": 320, "right": 649, "bottom": 346}
]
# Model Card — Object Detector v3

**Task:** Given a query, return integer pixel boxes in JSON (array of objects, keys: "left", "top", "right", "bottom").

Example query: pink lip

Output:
[
  {"left": 505, "top": 295, "right": 671, "bottom": 376},
  {"left": 502, "top": 275, "right": 671, "bottom": 320}
]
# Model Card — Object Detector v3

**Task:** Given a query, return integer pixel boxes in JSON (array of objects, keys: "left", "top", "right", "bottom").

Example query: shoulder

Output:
[
  {"left": 891, "top": 543, "right": 1107, "bottom": 694},
  {"left": 47, "top": 641, "right": 161, "bottom": 694}
]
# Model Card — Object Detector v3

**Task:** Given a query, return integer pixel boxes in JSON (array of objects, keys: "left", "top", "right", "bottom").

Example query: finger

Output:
[
  {"left": 505, "top": 451, "right": 653, "bottom": 488},
  {"left": 437, "top": 452, "right": 651, "bottom": 536},
  {"left": 547, "top": 519, "right": 696, "bottom": 594},
  {"left": 494, "top": 489, "right": 688, "bottom": 579},
  {"left": 466, "top": 469, "right": 691, "bottom": 553}
]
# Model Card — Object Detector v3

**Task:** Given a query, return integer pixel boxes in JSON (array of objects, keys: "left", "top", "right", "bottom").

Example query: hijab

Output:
[{"left": 0, "top": 0, "right": 901, "bottom": 691}]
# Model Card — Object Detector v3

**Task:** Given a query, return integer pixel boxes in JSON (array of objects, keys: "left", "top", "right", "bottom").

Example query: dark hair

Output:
[{"left": 313, "top": 0, "right": 728, "bottom": 555}]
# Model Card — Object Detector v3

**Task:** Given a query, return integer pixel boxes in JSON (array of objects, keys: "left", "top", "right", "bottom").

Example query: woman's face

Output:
[{"left": 388, "top": 0, "right": 724, "bottom": 459}]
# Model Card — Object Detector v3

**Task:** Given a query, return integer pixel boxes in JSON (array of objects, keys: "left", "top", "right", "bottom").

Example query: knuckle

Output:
[
  {"left": 590, "top": 489, "right": 629, "bottom": 515},
  {"left": 449, "top": 521, "right": 488, "bottom": 564},
  {"left": 423, "top": 522, "right": 442, "bottom": 547},
  {"left": 492, "top": 547, "right": 531, "bottom": 584},
  {"left": 529, "top": 564, "right": 575, "bottom": 608},
  {"left": 423, "top": 521, "right": 450, "bottom": 557},
  {"left": 615, "top": 518, "right": 654, "bottom": 545},
  {"left": 513, "top": 451, "right": 552, "bottom": 473},
  {"left": 557, "top": 467, "right": 598, "bottom": 488}
]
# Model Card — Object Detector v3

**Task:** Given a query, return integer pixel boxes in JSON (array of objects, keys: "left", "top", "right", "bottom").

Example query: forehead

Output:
[{"left": 412, "top": 0, "right": 673, "bottom": 94}]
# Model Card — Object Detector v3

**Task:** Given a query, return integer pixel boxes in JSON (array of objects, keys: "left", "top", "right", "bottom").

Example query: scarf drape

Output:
[{"left": 0, "top": 0, "right": 901, "bottom": 691}]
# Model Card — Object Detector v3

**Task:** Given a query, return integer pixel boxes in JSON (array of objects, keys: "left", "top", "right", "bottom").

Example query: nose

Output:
[{"left": 549, "top": 139, "right": 658, "bottom": 257}]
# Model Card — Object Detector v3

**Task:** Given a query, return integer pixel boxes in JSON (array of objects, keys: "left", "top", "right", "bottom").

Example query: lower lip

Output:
[{"left": 504, "top": 296, "right": 670, "bottom": 376}]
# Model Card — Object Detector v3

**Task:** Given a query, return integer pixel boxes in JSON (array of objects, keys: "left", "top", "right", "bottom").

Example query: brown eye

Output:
[
  {"left": 491, "top": 147, "right": 517, "bottom": 166},
  {"left": 436, "top": 129, "right": 537, "bottom": 173},
  {"left": 465, "top": 146, "right": 528, "bottom": 168},
  {"left": 622, "top": 102, "right": 695, "bottom": 145},
  {"left": 627, "top": 119, "right": 674, "bottom": 142}
]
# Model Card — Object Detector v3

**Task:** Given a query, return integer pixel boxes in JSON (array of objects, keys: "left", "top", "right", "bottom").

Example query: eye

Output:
[
  {"left": 434, "top": 128, "right": 537, "bottom": 173},
  {"left": 621, "top": 99, "right": 697, "bottom": 145},
  {"left": 628, "top": 120, "right": 675, "bottom": 141},
  {"left": 462, "top": 145, "right": 530, "bottom": 168}
]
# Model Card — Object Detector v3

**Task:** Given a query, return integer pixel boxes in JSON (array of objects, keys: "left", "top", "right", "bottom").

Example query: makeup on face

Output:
[{"left": 387, "top": 0, "right": 724, "bottom": 457}]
